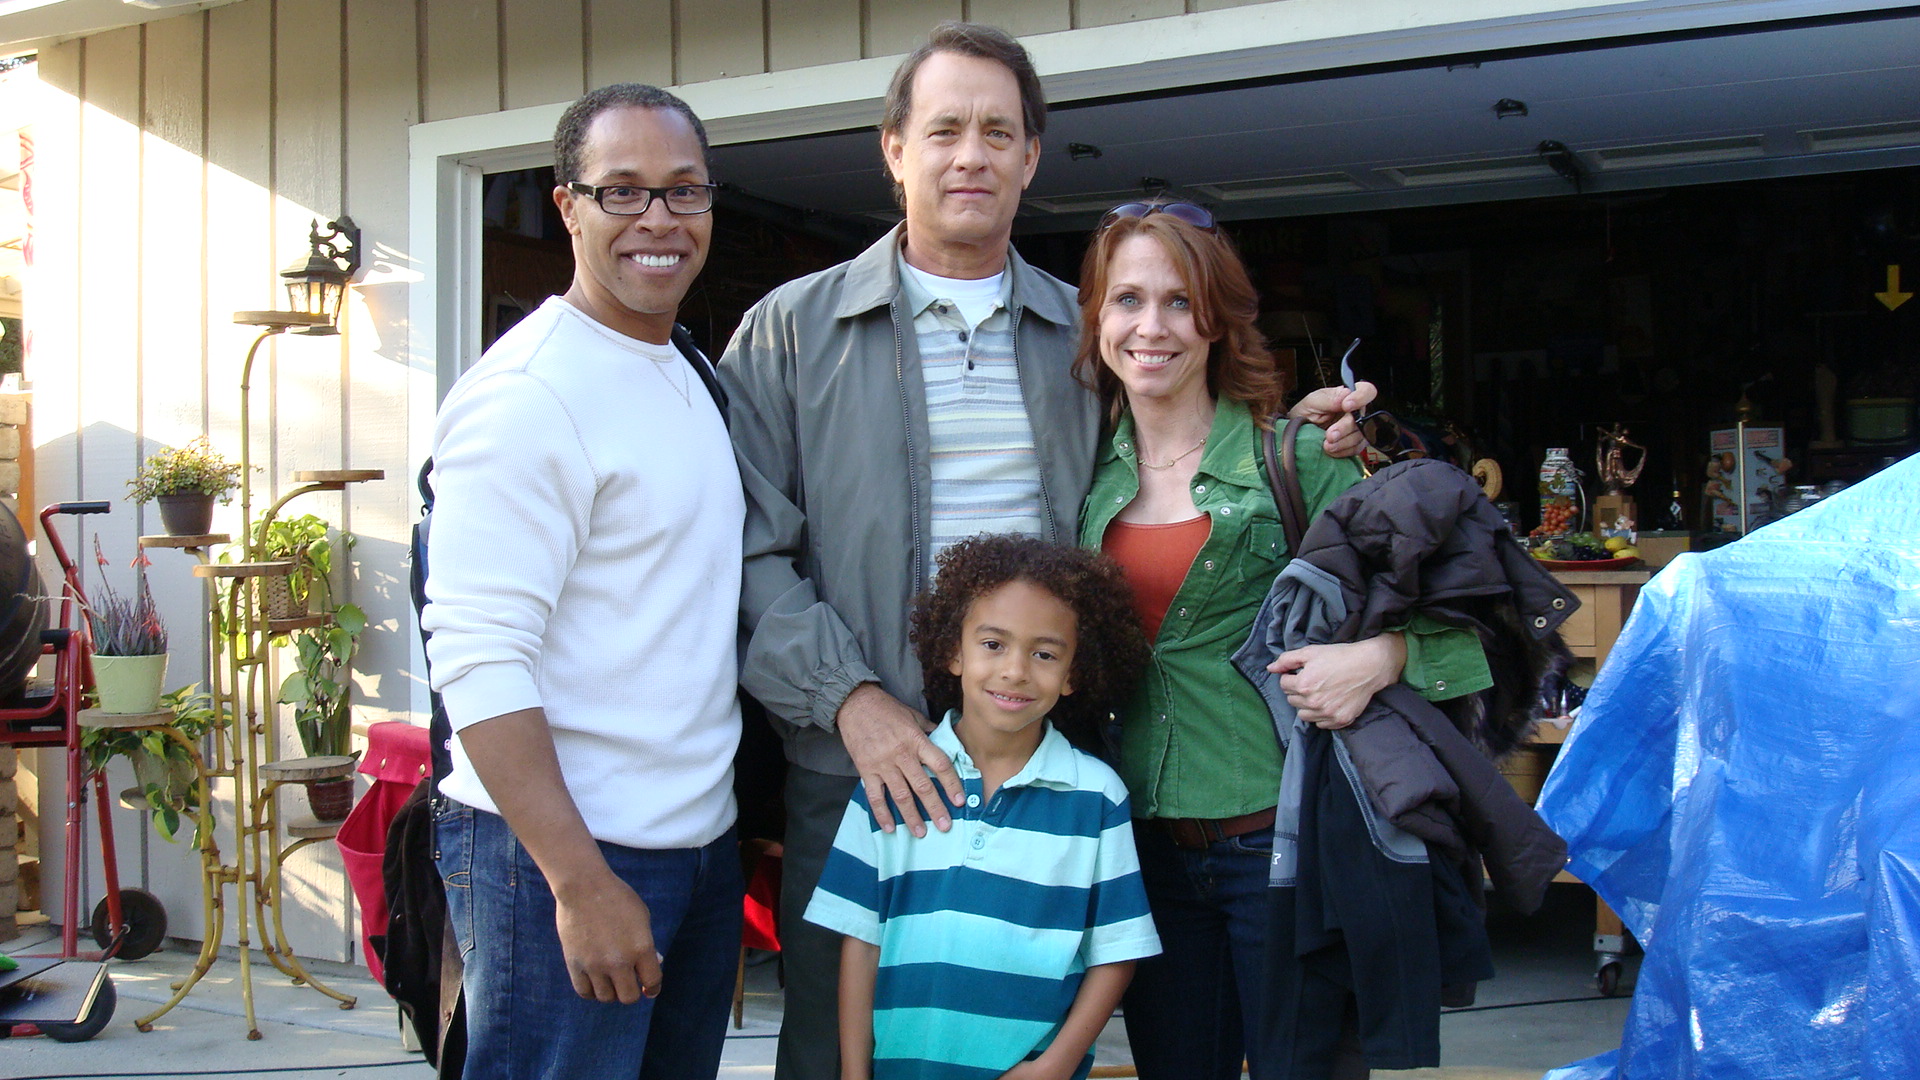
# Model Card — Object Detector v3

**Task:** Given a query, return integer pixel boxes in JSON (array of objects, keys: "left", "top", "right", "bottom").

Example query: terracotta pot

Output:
[
  {"left": 156, "top": 493, "right": 216, "bottom": 536},
  {"left": 305, "top": 775, "right": 354, "bottom": 822},
  {"left": 92, "top": 653, "right": 167, "bottom": 714}
]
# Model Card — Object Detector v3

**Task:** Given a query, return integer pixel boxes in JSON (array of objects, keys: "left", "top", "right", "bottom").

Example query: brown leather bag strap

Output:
[{"left": 1261, "top": 415, "right": 1312, "bottom": 555}]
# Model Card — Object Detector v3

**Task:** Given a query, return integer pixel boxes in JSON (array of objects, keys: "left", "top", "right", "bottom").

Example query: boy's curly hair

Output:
[{"left": 910, "top": 535, "right": 1149, "bottom": 752}]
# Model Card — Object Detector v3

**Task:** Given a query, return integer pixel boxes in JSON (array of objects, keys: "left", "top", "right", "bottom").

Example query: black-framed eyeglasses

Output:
[
  {"left": 1100, "top": 201, "right": 1216, "bottom": 232},
  {"left": 566, "top": 181, "right": 718, "bottom": 216}
]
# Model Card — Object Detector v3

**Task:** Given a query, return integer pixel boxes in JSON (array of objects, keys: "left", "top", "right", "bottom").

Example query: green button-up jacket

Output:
[{"left": 1080, "top": 399, "right": 1490, "bottom": 820}]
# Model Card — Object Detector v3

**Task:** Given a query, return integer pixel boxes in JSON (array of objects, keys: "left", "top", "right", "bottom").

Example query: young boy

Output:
[{"left": 805, "top": 535, "right": 1160, "bottom": 1080}]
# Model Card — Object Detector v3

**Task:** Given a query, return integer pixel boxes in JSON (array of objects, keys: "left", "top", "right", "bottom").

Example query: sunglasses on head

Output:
[{"left": 1100, "top": 201, "right": 1216, "bottom": 232}]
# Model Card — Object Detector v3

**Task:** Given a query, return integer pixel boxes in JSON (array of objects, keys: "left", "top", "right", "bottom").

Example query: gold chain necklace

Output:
[{"left": 1139, "top": 435, "right": 1207, "bottom": 470}]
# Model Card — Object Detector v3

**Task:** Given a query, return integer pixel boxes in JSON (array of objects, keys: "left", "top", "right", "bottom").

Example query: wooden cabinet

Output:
[{"left": 1536, "top": 567, "right": 1650, "bottom": 994}]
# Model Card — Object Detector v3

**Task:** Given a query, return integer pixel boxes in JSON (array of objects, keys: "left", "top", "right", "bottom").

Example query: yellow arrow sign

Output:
[{"left": 1878, "top": 264, "right": 1912, "bottom": 311}]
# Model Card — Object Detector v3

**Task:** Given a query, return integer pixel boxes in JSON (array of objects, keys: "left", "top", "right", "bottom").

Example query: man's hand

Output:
[
  {"left": 554, "top": 868, "right": 663, "bottom": 1003},
  {"left": 1288, "top": 381, "right": 1379, "bottom": 459},
  {"left": 1269, "top": 633, "right": 1406, "bottom": 729},
  {"left": 836, "top": 683, "right": 963, "bottom": 836}
]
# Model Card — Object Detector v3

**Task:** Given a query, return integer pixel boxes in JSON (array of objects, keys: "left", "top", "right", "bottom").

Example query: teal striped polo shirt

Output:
[{"left": 806, "top": 715, "right": 1161, "bottom": 1080}]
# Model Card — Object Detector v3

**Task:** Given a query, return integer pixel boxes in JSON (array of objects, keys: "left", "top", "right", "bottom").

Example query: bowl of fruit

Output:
[{"left": 1529, "top": 531, "right": 1642, "bottom": 571}]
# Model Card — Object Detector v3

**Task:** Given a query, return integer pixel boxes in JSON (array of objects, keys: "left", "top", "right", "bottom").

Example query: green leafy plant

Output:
[
  {"left": 249, "top": 513, "right": 348, "bottom": 607},
  {"left": 248, "top": 513, "right": 364, "bottom": 759},
  {"left": 85, "top": 539, "right": 167, "bottom": 656},
  {"left": 81, "top": 683, "right": 223, "bottom": 843},
  {"left": 278, "top": 603, "right": 366, "bottom": 759},
  {"left": 125, "top": 437, "right": 243, "bottom": 504}
]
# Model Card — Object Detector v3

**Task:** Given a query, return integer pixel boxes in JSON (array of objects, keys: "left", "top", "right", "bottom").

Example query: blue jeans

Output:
[
  {"left": 1123, "top": 821, "right": 1276, "bottom": 1080},
  {"left": 436, "top": 801, "right": 743, "bottom": 1080}
]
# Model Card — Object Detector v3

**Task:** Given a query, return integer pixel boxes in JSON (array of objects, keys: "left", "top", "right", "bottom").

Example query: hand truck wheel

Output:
[
  {"left": 90, "top": 889, "right": 169, "bottom": 960},
  {"left": 39, "top": 974, "right": 117, "bottom": 1043},
  {"left": 1596, "top": 957, "right": 1625, "bottom": 997}
]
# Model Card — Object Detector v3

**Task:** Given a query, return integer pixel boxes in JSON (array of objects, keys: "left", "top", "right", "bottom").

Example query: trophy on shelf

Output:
[{"left": 1593, "top": 423, "right": 1646, "bottom": 533}]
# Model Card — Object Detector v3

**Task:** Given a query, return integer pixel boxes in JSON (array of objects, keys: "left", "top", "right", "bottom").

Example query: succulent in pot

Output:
[{"left": 85, "top": 540, "right": 169, "bottom": 714}]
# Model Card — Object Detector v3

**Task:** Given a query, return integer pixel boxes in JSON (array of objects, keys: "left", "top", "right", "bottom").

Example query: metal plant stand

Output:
[{"left": 128, "top": 311, "right": 382, "bottom": 1038}]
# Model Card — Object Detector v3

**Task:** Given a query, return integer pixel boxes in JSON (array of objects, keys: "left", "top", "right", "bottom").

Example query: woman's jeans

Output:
[
  {"left": 435, "top": 800, "right": 743, "bottom": 1080},
  {"left": 1123, "top": 820, "right": 1275, "bottom": 1080}
]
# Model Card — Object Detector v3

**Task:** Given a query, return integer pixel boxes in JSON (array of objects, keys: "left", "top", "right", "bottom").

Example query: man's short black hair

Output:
[{"left": 553, "top": 83, "right": 710, "bottom": 187}]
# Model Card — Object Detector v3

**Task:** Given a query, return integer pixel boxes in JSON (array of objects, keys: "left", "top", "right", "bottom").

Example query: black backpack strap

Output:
[
  {"left": 411, "top": 459, "right": 455, "bottom": 791},
  {"left": 672, "top": 323, "right": 728, "bottom": 417},
  {"left": 1261, "top": 415, "right": 1311, "bottom": 556}
]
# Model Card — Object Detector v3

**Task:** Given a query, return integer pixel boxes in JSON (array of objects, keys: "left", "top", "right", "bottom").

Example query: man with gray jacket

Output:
[{"left": 719, "top": 21, "right": 1369, "bottom": 1079}]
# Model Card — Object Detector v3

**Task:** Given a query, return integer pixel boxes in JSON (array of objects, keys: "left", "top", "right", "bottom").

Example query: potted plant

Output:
[
  {"left": 248, "top": 513, "right": 343, "bottom": 620},
  {"left": 126, "top": 437, "right": 243, "bottom": 536},
  {"left": 85, "top": 540, "right": 168, "bottom": 714},
  {"left": 277, "top": 602, "right": 367, "bottom": 820},
  {"left": 255, "top": 514, "right": 364, "bottom": 820},
  {"left": 81, "top": 683, "right": 221, "bottom": 843}
]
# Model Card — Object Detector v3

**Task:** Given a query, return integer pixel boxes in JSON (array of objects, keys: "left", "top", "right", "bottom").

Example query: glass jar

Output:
[{"left": 1538, "top": 448, "right": 1580, "bottom": 536}]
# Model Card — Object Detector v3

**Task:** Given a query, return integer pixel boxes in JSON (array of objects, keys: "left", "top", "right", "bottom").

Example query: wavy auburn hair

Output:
[{"left": 1071, "top": 213, "right": 1290, "bottom": 426}]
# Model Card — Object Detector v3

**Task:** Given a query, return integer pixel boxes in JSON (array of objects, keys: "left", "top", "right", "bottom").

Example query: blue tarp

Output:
[{"left": 1537, "top": 453, "right": 1920, "bottom": 1080}]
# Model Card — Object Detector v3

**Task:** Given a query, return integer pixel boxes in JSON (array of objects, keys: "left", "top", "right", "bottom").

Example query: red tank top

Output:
[{"left": 1102, "top": 514, "right": 1212, "bottom": 642}]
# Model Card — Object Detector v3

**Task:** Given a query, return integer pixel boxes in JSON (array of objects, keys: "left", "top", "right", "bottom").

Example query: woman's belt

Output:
[{"left": 1149, "top": 806, "right": 1277, "bottom": 851}]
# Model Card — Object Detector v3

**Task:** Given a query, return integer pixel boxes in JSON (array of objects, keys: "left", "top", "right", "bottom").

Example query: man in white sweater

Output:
[{"left": 421, "top": 84, "right": 744, "bottom": 1080}]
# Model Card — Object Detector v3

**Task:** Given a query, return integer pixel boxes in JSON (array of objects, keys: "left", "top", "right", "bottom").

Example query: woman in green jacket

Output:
[{"left": 1074, "top": 203, "right": 1488, "bottom": 1080}]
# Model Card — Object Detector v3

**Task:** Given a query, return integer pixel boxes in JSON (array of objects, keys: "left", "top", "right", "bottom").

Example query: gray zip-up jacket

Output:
[{"left": 717, "top": 226, "right": 1098, "bottom": 775}]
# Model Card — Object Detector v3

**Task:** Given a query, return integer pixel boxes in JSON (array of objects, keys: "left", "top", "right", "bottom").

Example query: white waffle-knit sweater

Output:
[{"left": 423, "top": 297, "right": 743, "bottom": 850}]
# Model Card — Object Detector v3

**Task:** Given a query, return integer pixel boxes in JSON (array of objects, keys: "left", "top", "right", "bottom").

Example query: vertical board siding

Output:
[
  {"left": 76, "top": 29, "right": 141, "bottom": 526},
  {"left": 868, "top": 1, "right": 964, "bottom": 56},
  {"left": 76, "top": 23, "right": 172, "bottom": 936},
  {"left": 422, "top": 0, "right": 501, "bottom": 122},
  {"left": 502, "top": 0, "right": 585, "bottom": 109},
  {"left": 769, "top": 0, "right": 860, "bottom": 72},
  {"left": 275, "top": 0, "right": 348, "bottom": 498},
  {"left": 342, "top": 0, "right": 425, "bottom": 741},
  {"left": 1076, "top": 0, "right": 1186, "bottom": 27},
  {"left": 273, "top": 0, "right": 354, "bottom": 959},
  {"left": 966, "top": 1, "right": 1071, "bottom": 36},
  {"left": 585, "top": 0, "right": 675, "bottom": 90},
  {"left": 138, "top": 14, "right": 211, "bottom": 819},
  {"left": 25, "top": 39, "right": 85, "bottom": 945},
  {"left": 676, "top": 0, "right": 766, "bottom": 84},
  {"left": 203, "top": 0, "right": 282, "bottom": 951}
]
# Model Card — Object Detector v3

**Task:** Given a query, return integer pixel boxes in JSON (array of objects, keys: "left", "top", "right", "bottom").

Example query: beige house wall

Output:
[{"left": 17, "top": 0, "right": 1849, "bottom": 960}]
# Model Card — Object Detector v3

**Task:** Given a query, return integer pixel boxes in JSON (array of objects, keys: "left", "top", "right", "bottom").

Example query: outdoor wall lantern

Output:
[{"left": 277, "top": 216, "right": 362, "bottom": 336}]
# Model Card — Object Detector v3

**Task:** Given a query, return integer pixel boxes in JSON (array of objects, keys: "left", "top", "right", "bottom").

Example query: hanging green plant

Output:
[{"left": 81, "top": 684, "right": 224, "bottom": 843}]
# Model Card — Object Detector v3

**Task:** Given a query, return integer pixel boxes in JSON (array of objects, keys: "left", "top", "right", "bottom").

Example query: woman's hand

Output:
[
  {"left": 1268, "top": 632, "right": 1406, "bottom": 728},
  {"left": 1287, "top": 381, "right": 1379, "bottom": 459}
]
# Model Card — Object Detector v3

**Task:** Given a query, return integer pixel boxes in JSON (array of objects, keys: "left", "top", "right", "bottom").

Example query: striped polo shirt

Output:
[
  {"left": 806, "top": 715, "right": 1161, "bottom": 1080},
  {"left": 899, "top": 257, "right": 1048, "bottom": 573}
]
